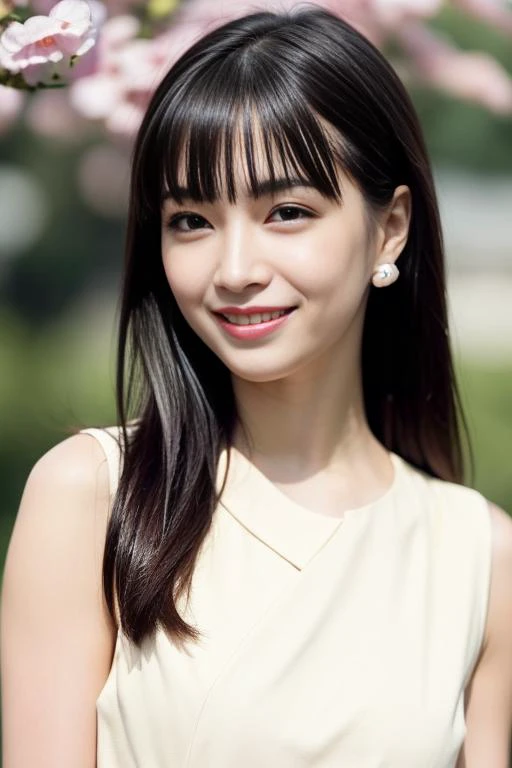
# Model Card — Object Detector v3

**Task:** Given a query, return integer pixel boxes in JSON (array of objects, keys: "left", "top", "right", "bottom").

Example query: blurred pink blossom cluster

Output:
[{"left": 1, "top": 0, "right": 512, "bottom": 139}]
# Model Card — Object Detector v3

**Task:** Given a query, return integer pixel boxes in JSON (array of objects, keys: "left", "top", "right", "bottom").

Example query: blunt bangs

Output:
[{"left": 148, "top": 41, "right": 346, "bottom": 211}]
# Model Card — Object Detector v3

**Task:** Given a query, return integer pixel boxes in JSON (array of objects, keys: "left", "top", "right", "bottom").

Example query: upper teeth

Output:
[{"left": 223, "top": 310, "right": 288, "bottom": 325}]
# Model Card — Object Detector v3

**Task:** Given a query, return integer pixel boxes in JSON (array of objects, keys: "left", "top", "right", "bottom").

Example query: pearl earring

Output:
[{"left": 371, "top": 263, "right": 399, "bottom": 288}]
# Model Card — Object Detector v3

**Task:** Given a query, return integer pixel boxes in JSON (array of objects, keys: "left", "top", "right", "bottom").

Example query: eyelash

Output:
[{"left": 165, "top": 205, "right": 315, "bottom": 233}]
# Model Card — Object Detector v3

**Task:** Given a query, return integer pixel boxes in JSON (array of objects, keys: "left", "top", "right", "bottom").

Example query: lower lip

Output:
[{"left": 214, "top": 311, "right": 294, "bottom": 340}]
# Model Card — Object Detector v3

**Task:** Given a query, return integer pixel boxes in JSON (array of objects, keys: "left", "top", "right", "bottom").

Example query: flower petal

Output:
[
  {"left": 0, "top": 21, "right": 26, "bottom": 54},
  {"left": 74, "top": 35, "right": 96, "bottom": 57},
  {"left": 22, "top": 16, "right": 62, "bottom": 43},
  {"left": 57, "top": 20, "right": 92, "bottom": 37},
  {"left": 11, "top": 44, "right": 58, "bottom": 67},
  {"left": 0, "top": 49, "right": 20, "bottom": 73},
  {"left": 47, "top": 49, "right": 64, "bottom": 62},
  {"left": 49, "top": 0, "right": 91, "bottom": 25},
  {"left": 54, "top": 31, "right": 90, "bottom": 55}
]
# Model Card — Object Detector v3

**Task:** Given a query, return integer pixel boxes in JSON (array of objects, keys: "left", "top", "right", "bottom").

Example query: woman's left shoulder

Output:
[
  {"left": 486, "top": 499, "right": 512, "bottom": 646},
  {"left": 460, "top": 499, "right": 512, "bottom": 766},
  {"left": 466, "top": 497, "right": 512, "bottom": 654},
  {"left": 487, "top": 499, "right": 512, "bottom": 558}
]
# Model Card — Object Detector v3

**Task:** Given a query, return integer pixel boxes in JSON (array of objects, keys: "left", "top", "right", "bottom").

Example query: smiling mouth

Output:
[{"left": 219, "top": 309, "right": 294, "bottom": 326}]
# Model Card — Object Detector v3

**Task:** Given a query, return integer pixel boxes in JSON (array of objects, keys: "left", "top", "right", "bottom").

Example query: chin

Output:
[
  {"left": 232, "top": 370, "right": 291, "bottom": 384},
  {"left": 220, "top": 355, "right": 307, "bottom": 385},
  {"left": 190, "top": 328, "right": 310, "bottom": 383}
]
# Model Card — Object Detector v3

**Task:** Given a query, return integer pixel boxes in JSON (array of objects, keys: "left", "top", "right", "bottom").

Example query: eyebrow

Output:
[{"left": 161, "top": 176, "right": 317, "bottom": 204}]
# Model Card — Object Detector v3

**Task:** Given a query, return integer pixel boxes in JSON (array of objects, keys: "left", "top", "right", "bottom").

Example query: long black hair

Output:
[{"left": 104, "top": 7, "right": 472, "bottom": 646}]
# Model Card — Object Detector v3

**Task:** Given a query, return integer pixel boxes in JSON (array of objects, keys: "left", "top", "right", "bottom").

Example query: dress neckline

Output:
[{"left": 216, "top": 447, "right": 406, "bottom": 570}]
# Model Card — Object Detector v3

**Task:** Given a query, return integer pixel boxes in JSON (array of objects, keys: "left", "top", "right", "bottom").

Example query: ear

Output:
[{"left": 373, "top": 185, "right": 411, "bottom": 270}]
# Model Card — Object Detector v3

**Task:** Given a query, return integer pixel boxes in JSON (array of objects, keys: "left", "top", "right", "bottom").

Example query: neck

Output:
[{"left": 231, "top": 350, "right": 381, "bottom": 477}]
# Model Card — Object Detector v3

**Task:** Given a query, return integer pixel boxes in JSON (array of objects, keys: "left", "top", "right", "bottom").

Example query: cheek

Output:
[
  {"left": 161, "top": 246, "right": 204, "bottom": 308},
  {"left": 161, "top": 245, "right": 218, "bottom": 350},
  {"left": 287, "top": 225, "right": 370, "bottom": 297}
]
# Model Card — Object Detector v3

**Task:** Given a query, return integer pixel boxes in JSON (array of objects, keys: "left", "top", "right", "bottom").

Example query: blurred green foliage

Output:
[
  {"left": 457, "top": 360, "right": 512, "bottom": 509},
  {"left": 0, "top": 302, "right": 117, "bottom": 563}
]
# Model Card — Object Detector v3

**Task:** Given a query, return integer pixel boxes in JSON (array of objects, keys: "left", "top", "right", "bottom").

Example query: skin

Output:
[{"left": 161, "top": 143, "right": 411, "bottom": 515}]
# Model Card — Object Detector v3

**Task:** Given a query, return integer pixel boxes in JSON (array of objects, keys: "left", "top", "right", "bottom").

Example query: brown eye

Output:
[
  {"left": 166, "top": 213, "right": 211, "bottom": 232},
  {"left": 269, "top": 206, "right": 314, "bottom": 222}
]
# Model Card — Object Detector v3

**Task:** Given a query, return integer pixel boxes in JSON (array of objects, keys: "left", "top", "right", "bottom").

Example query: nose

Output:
[{"left": 212, "top": 220, "right": 272, "bottom": 293}]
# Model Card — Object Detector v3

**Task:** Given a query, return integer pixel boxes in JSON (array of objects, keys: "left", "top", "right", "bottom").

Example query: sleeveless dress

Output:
[{"left": 81, "top": 426, "right": 492, "bottom": 768}]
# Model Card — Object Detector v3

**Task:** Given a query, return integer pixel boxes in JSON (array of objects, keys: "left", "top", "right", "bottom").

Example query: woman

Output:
[{"left": 2, "top": 8, "right": 512, "bottom": 767}]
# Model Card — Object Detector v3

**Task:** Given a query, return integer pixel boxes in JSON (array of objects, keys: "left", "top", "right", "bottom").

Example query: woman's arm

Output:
[
  {"left": 457, "top": 501, "right": 512, "bottom": 768},
  {"left": 1, "top": 433, "right": 117, "bottom": 768}
]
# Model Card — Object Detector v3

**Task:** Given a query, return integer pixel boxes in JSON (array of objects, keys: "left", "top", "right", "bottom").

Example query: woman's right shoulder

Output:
[
  {"left": 28, "top": 430, "right": 113, "bottom": 503},
  {"left": 0, "top": 431, "right": 119, "bottom": 765},
  {"left": 5, "top": 430, "right": 115, "bottom": 615}
]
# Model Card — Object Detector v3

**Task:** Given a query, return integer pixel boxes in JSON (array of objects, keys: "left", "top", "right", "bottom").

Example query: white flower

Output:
[{"left": 0, "top": 0, "right": 95, "bottom": 80}]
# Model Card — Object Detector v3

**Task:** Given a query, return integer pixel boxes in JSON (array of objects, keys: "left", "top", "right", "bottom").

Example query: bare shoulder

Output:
[
  {"left": 483, "top": 499, "right": 512, "bottom": 648},
  {"left": 458, "top": 499, "right": 512, "bottom": 768},
  {"left": 26, "top": 430, "right": 111, "bottom": 500},
  {"left": 488, "top": 500, "right": 512, "bottom": 563},
  {"left": 5, "top": 432, "right": 113, "bottom": 586},
  {"left": 1, "top": 432, "right": 116, "bottom": 766},
  {"left": 6, "top": 432, "right": 113, "bottom": 583}
]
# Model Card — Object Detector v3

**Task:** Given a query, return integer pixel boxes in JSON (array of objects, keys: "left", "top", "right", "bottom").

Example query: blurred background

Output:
[{"left": 0, "top": 0, "right": 511, "bottom": 576}]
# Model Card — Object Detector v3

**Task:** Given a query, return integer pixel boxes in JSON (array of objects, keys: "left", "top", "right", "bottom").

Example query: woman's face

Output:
[{"left": 160, "top": 147, "right": 407, "bottom": 384}]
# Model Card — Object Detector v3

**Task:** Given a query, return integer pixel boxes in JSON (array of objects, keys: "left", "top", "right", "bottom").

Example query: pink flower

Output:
[
  {"left": 70, "top": 14, "right": 187, "bottom": 137},
  {"left": 69, "top": 14, "right": 143, "bottom": 123},
  {"left": 0, "top": 0, "right": 96, "bottom": 84},
  {"left": 25, "top": 88, "right": 90, "bottom": 140},
  {"left": 372, "top": 0, "right": 443, "bottom": 27},
  {"left": 453, "top": 0, "right": 512, "bottom": 36},
  {"left": 399, "top": 20, "right": 512, "bottom": 114}
]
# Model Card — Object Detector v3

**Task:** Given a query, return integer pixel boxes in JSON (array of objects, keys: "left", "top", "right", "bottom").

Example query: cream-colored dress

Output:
[{"left": 81, "top": 427, "right": 492, "bottom": 768}]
